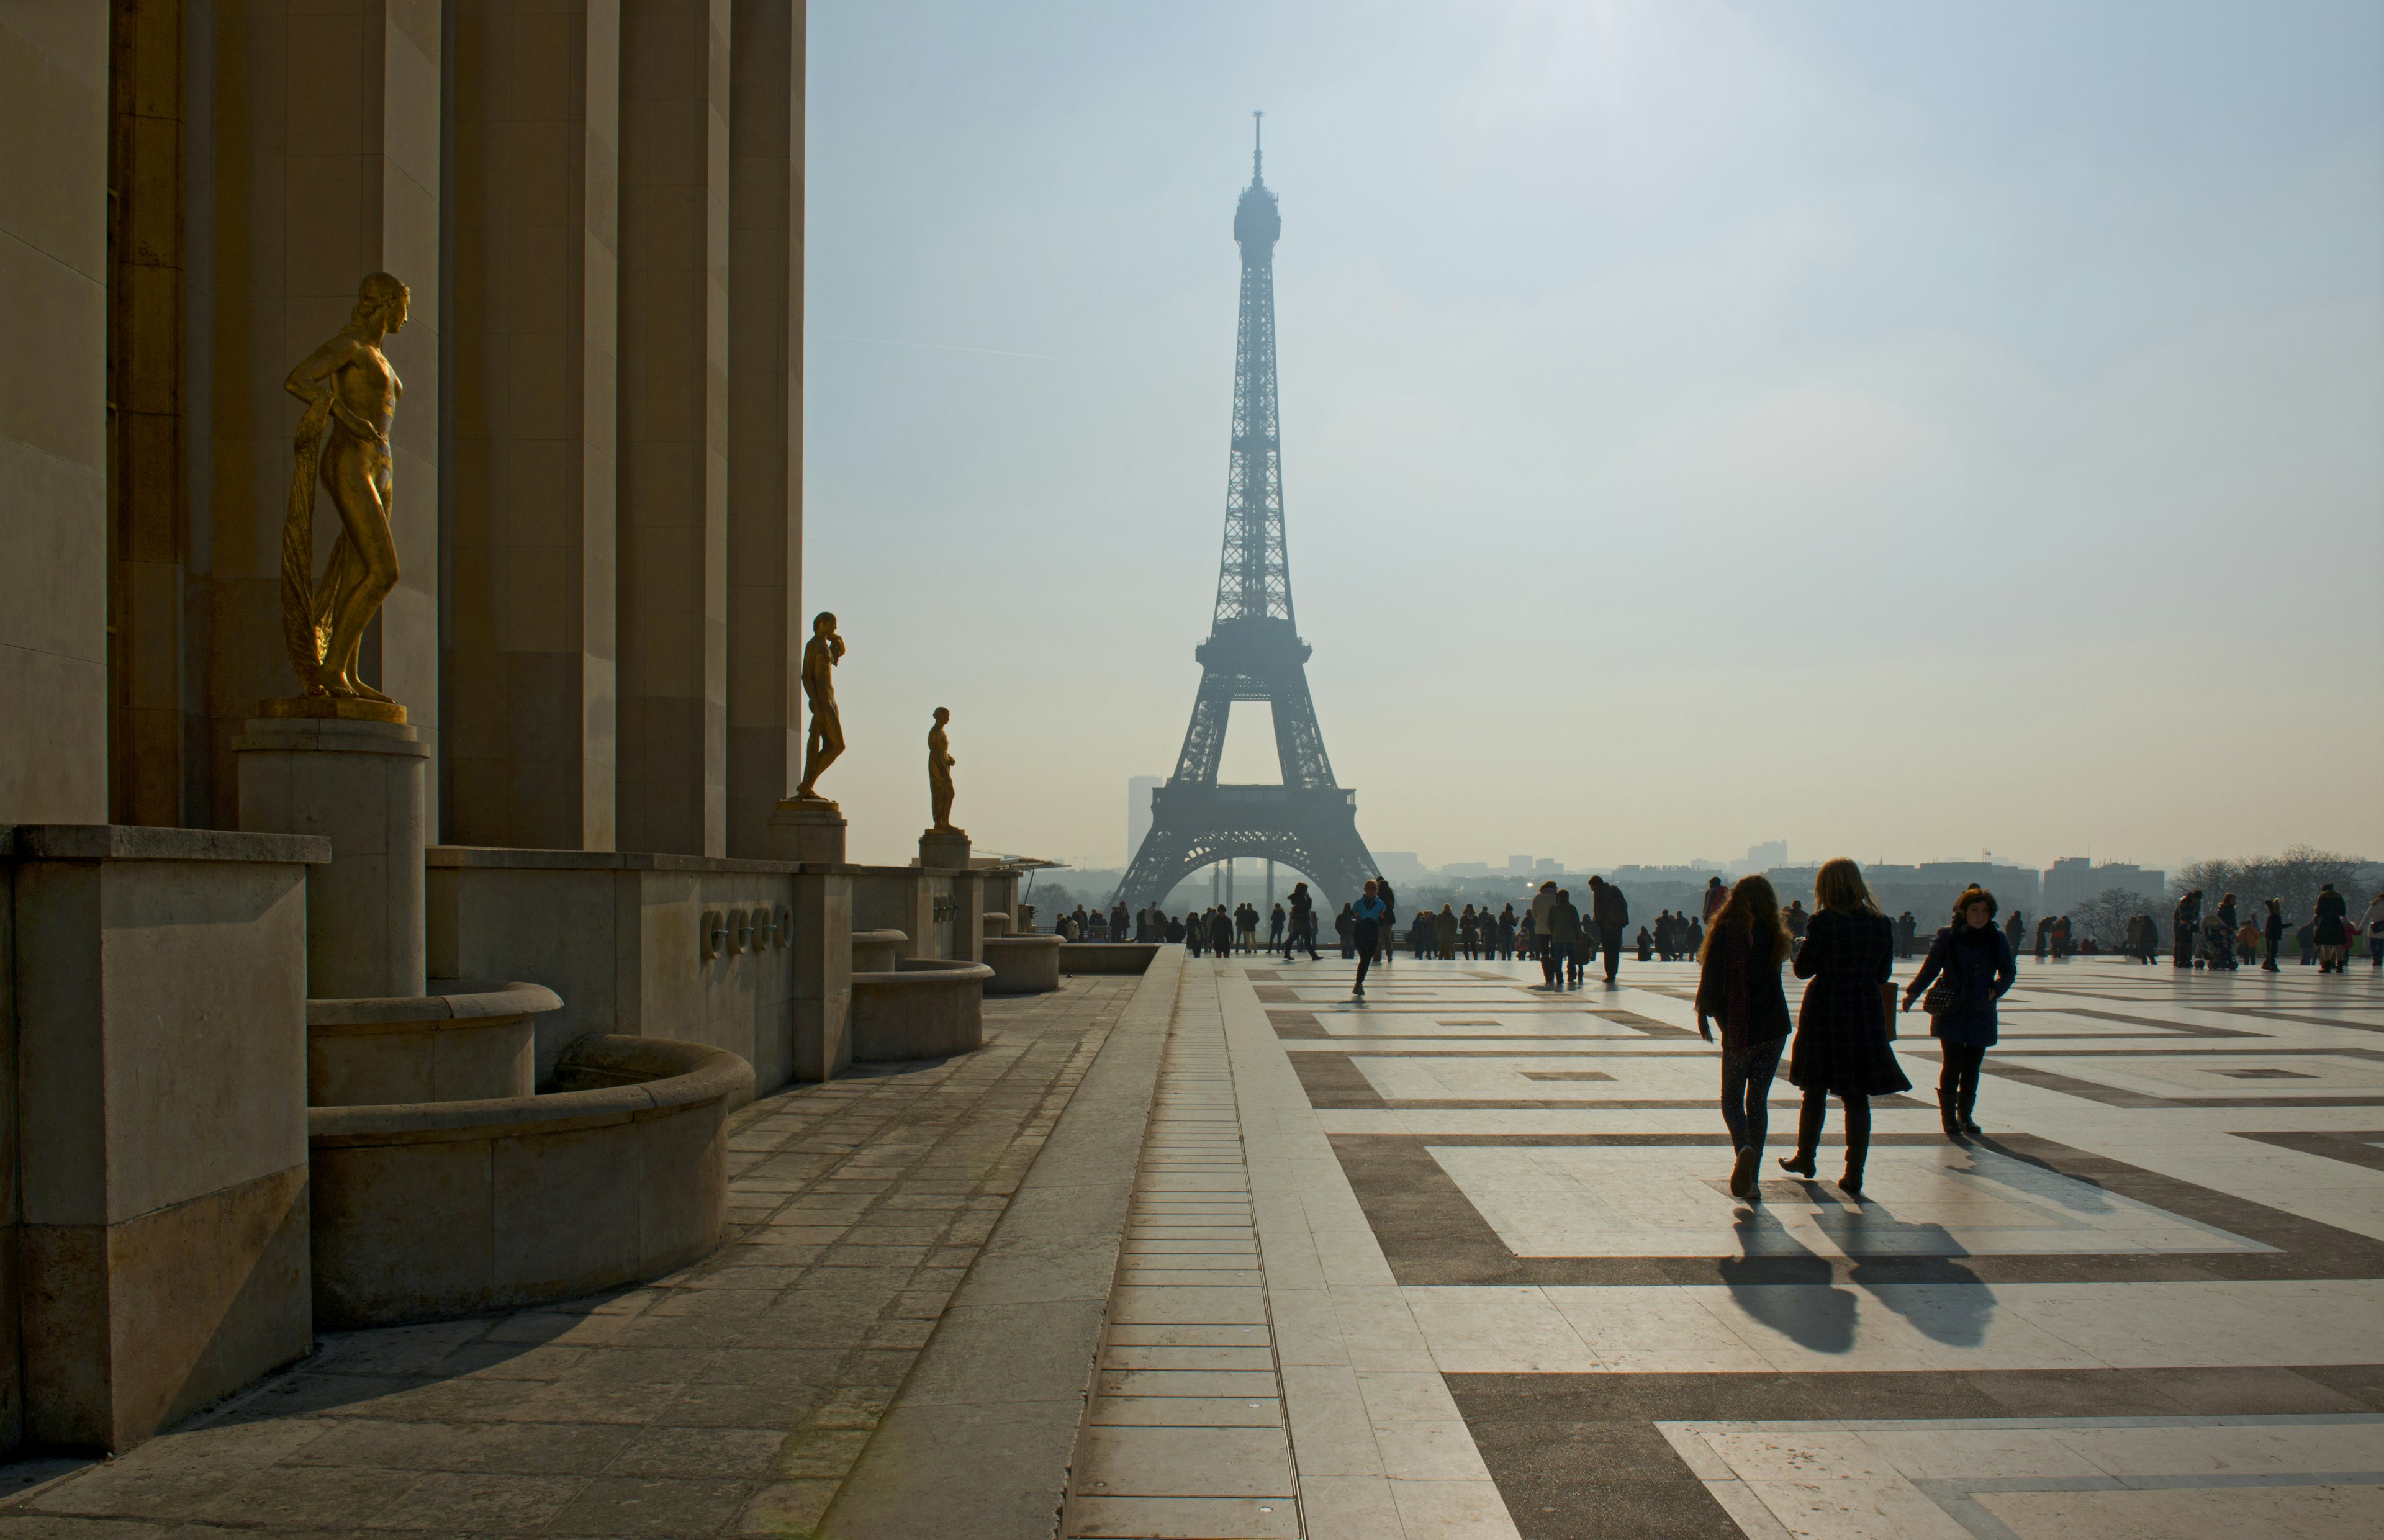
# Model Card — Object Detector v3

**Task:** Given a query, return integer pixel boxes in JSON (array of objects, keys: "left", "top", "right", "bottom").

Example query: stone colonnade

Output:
[{"left": 0, "top": 0, "right": 805, "bottom": 853}]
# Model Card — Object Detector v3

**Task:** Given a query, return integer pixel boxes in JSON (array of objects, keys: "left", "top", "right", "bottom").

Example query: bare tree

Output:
[
  {"left": 2069, "top": 887, "right": 2150, "bottom": 949},
  {"left": 2173, "top": 845, "right": 2375, "bottom": 927}
]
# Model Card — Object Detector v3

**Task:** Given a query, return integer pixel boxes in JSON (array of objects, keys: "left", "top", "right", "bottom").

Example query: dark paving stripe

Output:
[
  {"left": 2002, "top": 1004, "right": 2262, "bottom": 1038},
  {"left": 1447, "top": 1366, "right": 2384, "bottom": 1540},
  {"left": 2234, "top": 1128, "right": 2384, "bottom": 1174},
  {"left": 1288, "top": 1053, "right": 1388, "bottom": 1109},
  {"left": 1982, "top": 1057, "right": 2384, "bottom": 1109},
  {"left": 1266, "top": 1009, "right": 1329, "bottom": 1038},
  {"left": 1327, "top": 1130, "right": 2384, "bottom": 1286}
]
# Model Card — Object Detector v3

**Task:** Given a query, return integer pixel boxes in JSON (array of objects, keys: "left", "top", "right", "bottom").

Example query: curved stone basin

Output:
[
  {"left": 982, "top": 934, "right": 1062, "bottom": 995},
  {"left": 307, "top": 979, "right": 562, "bottom": 1106},
  {"left": 308, "top": 1033, "right": 751, "bottom": 1328},
  {"left": 852, "top": 928, "right": 908, "bottom": 973},
  {"left": 850, "top": 957, "right": 993, "bottom": 1060}
]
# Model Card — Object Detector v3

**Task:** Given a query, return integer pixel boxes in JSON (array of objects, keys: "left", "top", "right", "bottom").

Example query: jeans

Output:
[
  {"left": 1599, "top": 927, "right": 1624, "bottom": 981},
  {"left": 1720, "top": 1037, "right": 1784, "bottom": 1155},
  {"left": 1353, "top": 922, "right": 1381, "bottom": 992},
  {"left": 1792, "top": 1086, "right": 1872, "bottom": 1182}
]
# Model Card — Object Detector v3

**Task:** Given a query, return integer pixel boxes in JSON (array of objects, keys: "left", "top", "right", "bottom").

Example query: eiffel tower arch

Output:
[{"left": 1116, "top": 119, "right": 1378, "bottom": 912}]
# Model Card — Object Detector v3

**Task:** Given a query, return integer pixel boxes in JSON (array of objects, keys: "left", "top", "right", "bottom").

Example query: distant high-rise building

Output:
[
  {"left": 1507, "top": 855, "right": 1533, "bottom": 874},
  {"left": 2043, "top": 858, "right": 2166, "bottom": 919},
  {"left": 1534, "top": 858, "right": 1561, "bottom": 875},
  {"left": 1746, "top": 840, "right": 1787, "bottom": 871},
  {"left": 1372, "top": 852, "right": 1429, "bottom": 883},
  {"left": 1126, "top": 777, "right": 1162, "bottom": 865}
]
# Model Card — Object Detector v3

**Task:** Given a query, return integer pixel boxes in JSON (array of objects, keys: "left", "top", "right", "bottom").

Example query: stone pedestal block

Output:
[
  {"left": 236, "top": 718, "right": 431, "bottom": 999},
  {"left": 919, "top": 827, "right": 971, "bottom": 870},
  {"left": 7, "top": 824, "right": 328, "bottom": 1452},
  {"left": 790, "top": 871, "right": 853, "bottom": 1083},
  {"left": 767, "top": 799, "right": 847, "bottom": 863}
]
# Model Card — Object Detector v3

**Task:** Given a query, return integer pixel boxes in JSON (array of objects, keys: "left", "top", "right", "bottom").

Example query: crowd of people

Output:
[
  {"left": 2166, "top": 886, "right": 2384, "bottom": 973},
  {"left": 1047, "top": 876, "right": 2384, "bottom": 989}
]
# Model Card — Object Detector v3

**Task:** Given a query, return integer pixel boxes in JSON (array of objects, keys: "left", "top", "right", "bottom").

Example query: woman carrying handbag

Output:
[
  {"left": 1778, "top": 858, "right": 1907, "bottom": 1199},
  {"left": 1902, "top": 886, "right": 2017, "bottom": 1140}
]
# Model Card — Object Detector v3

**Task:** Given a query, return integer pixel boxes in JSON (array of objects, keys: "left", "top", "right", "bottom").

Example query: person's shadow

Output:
[
  {"left": 1717, "top": 1204, "right": 1856, "bottom": 1355},
  {"left": 1833, "top": 1199, "right": 1996, "bottom": 1349}
]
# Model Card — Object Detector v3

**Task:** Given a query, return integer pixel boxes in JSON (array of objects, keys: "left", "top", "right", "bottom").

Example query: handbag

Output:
[{"left": 1921, "top": 983, "right": 1960, "bottom": 1015}]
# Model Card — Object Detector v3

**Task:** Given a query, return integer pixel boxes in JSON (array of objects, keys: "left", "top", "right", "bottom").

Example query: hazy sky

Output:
[{"left": 802, "top": 0, "right": 2384, "bottom": 875}]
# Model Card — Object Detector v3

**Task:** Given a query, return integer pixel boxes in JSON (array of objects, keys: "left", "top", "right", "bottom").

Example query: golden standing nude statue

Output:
[
  {"left": 927, "top": 707, "right": 959, "bottom": 832},
  {"left": 793, "top": 611, "right": 846, "bottom": 801},
  {"left": 276, "top": 272, "right": 409, "bottom": 714}
]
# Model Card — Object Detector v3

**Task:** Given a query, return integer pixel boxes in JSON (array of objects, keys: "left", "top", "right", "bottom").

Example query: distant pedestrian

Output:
[
  {"left": 1458, "top": 904, "right": 1479, "bottom": 960},
  {"left": 1547, "top": 887, "right": 1584, "bottom": 989},
  {"left": 2314, "top": 883, "right": 2351, "bottom": 972},
  {"left": 1590, "top": 875, "right": 1630, "bottom": 982},
  {"left": 1697, "top": 874, "right": 1794, "bottom": 1200},
  {"left": 1701, "top": 875, "right": 1728, "bottom": 925},
  {"left": 2034, "top": 915, "right": 2052, "bottom": 961},
  {"left": 1210, "top": 906, "right": 1233, "bottom": 957},
  {"left": 1894, "top": 911, "right": 1918, "bottom": 960},
  {"left": 1375, "top": 879, "right": 1397, "bottom": 970},
  {"left": 1285, "top": 883, "right": 1320, "bottom": 961},
  {"left": 1498, "top": 904, "right": 1518, "bottom": 960},
  {"left": 1335, "top": 902, "right": 1356, "bottom": 960},
  {"left": 1904, "top": 886, "right": 2015, "bottom": 1141},
  {"left": 1784, "top": 900, "right": 1809, "bottom": 942},
  {"left": 2172, "top": 890, "right": 2201, "bottom": 967},
  {"left": 1779, "top": 858, "right": 1907, "bottom": 1200},
  {"left": 1269, "top": 903, "right": 1286, "bottom": 948},
  {"left": 2365, "top": 892, "right": 2384, "bottom": 969},
  {"left": 2005, "top": 910, "right": 2025, "bottom": 959},
  {"left": 1351, "top": 882, "right": 1389, "bottom": 996},
  {"left": 1635, "top": 926, "right": 1652, "bottom": 961},
  {"left": 1435, "top": 903, "right": 1458, "bottom": 960}
]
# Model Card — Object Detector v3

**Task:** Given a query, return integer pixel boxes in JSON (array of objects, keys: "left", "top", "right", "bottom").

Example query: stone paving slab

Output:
[{"left": 0, "top": 975, "right": 1149, "bottom": 1539}]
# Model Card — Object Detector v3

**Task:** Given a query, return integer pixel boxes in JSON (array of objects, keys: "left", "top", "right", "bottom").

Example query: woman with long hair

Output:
[
  {"left": 1902, "top": 886, "right": 2016, "bottom": 1141},
  {"left": 1779, "top": 858, "right": 1907, "bottom": 1199},
  {"left": 1696, "top": 875, "right": 1795, "bottom": 1199}
]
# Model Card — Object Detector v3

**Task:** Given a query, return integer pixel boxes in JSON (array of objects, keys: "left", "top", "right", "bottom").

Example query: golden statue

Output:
[
  {"left": 273, "top": 272, "right": 409, "bottom": 717},
  {"left": 792, "top": 611, "right": 846, "bottom": 801},
  {"left": 928, "top": 707, "right": 959, "bottom": 832}
]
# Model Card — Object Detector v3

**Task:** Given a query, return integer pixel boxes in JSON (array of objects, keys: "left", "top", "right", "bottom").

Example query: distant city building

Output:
[
  {"left": 1373, "top": 852, "right": 1429, "bottom": 883},
  {"left": 1534, "top": 858, "right": 1562, "bottom": 875},
  {"left": 2043, "top": 858, "right": 2166, "bottom": 919},
  {"left": 1441, "top": 862, "right": 1493, "bottom": 878},
  {"left": 1745, "top": 840, "right": 1787, "bottom": 872},
  {"left": 1781, "top": 862, "right": 2044, "bottom": 924},
  {"left": 1126, "top": 777, "right": 1162, "bottom": 866},
  {"left": 1506, "top": 855, "right": 1533, "bottom": 875}
]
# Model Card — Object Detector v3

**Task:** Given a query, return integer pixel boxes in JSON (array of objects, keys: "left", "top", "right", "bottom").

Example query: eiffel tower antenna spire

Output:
[
  {"left": 1114, "top": 130, "right": 1377, "bottom": 912},
  {"left": 1252, "top": 110, "right": 1263, "bottom": 181}
]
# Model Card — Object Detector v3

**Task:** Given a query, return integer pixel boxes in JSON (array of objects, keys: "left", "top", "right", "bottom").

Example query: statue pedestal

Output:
[
  {"left": 767, "top": 798, "right": 847, "bottom": 864},
  {"left": 235, "top": 713, "right": 429, "bottom": 999},
  {"left": 919, "top": 827, "right": 971, "bottom": 870}
]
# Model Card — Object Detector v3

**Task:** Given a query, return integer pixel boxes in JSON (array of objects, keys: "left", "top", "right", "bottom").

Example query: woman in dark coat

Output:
[
  {"left": 1902, "top": 886, "right": 2016, "bottom": 1140},
  {"left": 1779, "top": 858, "right": 1907, "bottom": 1199},
  {"left": 1697, "top": 875, "right": 1795, "bottom": 1200}
]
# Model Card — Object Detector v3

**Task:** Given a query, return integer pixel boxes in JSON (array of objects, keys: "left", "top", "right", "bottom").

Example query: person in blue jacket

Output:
[{"left": 1902, "top": 885, "right": 2017, "bottom": 1140}]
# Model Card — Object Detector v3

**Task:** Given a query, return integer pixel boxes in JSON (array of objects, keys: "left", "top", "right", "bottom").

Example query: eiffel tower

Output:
[{"left": 1115, "top": 117, "right": 1378, "bottom": 911}]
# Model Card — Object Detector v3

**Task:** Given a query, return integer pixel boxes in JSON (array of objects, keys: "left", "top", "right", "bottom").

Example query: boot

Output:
[
  {"left": 1839, "top": 1138, "right": 1867, "bottom": 1199},
  {"left": 1957, "top": 1082, "right": 1982, "bottom": 1137},
  {"left": 1936, "top": 1089, "right": 1964, "bottom": 1141}
]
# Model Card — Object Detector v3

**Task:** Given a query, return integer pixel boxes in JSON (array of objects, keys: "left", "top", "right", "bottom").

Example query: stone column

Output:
[
  {"left": 724, "top": 0, "right": 803, "bottom": 856},
  {"left": 236, "top": 714, "right": 430, "bottom": 999},
  {"left": 615, "top": 0, "right": 730, "bottom": 855},
  {"left": 10, "top": 824, "right": 324, "bottom": 1452},
  {"left": 0, "top": 4, "right": 108, "bottom": 826},
  {"left": 196, "top": 1, "right": 444, "bottom": 833},
  {"left": 443, "top": 0, "right": 622, "bottom": 852}
]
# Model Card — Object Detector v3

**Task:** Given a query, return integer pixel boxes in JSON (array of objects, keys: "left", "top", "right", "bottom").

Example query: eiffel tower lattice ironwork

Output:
[{"left": 1115, "top": 117, "right": 1378, "bottom": 910}]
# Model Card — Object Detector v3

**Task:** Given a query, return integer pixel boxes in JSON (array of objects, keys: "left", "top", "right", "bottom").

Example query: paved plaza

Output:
[
  {"left": 5, "top": 951, "right": 2383, "bottom": 1538},
  {"left": 1060, "top": 948, "right": 2384, "bottom": 1540}
]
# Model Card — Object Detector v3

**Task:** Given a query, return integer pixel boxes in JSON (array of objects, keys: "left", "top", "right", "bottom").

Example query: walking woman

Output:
[
  {"left": 1335, "top": 902, "right": 1356, "bottom": 960},
  {"left": 1779, "top": 858, "right": 1906, "bottom": 1199},
  {"left": 1902, "top": 886, "right": 2015, "bottom": 1140},
  {"left": 1695, "top": 875, "right": 1794, "bottom": 1199}
]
